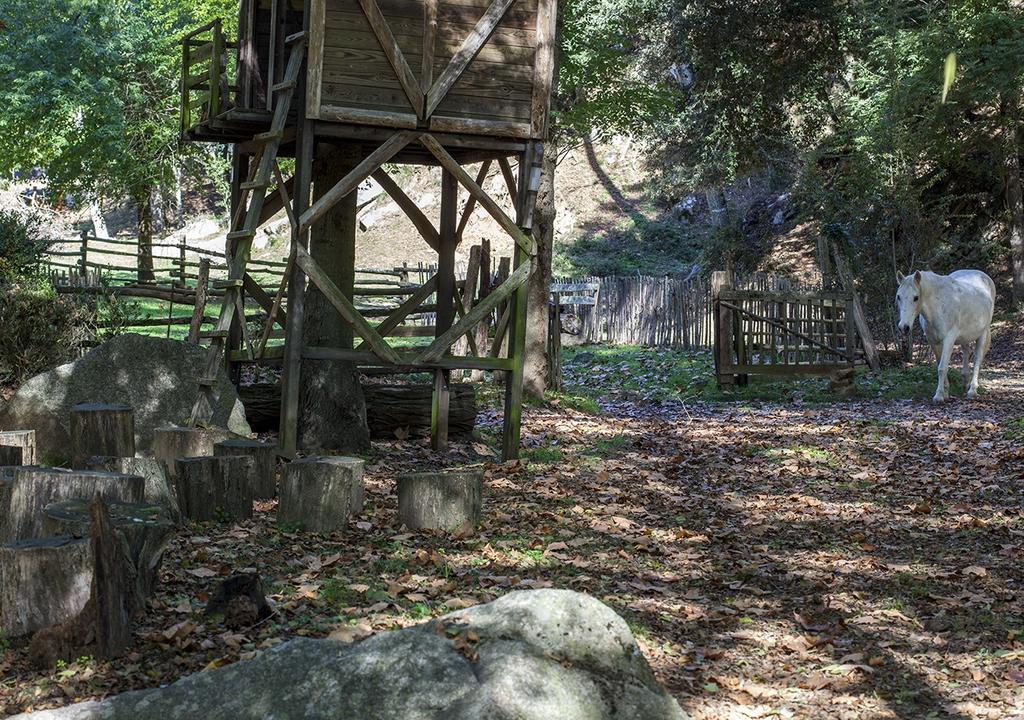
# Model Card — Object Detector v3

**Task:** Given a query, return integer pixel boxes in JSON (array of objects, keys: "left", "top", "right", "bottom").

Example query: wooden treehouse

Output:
[{"left": 179, "top": 0, "right": 555, "bottom": 459}]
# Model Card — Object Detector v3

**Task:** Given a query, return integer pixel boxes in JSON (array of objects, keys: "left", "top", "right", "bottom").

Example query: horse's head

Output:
[{"left": 895, "top": 271, "right": 923, "bottom": 334}]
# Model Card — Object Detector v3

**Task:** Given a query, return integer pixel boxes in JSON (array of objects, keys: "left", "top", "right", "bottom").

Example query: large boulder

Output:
[
  {"left": 14, "top": 589, "right": 686, "bottom": 720},
  {"left": 0, "top": 334, "right": 249, "bottom": 462}
]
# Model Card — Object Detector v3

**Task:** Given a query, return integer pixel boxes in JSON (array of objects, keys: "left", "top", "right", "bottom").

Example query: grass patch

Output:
[{"left": 524, "top": 446, "right": 564, "bottom": 464}]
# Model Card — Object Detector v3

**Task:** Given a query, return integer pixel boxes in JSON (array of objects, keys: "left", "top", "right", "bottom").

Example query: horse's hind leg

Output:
[
  {"left": 961, "top": 342, "right": 973, "bottom": 379},
  {"left": 967, "top": 328, "right": 991, "bottom": 398}
]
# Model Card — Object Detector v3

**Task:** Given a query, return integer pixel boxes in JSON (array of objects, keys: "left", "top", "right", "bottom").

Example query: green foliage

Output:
[
  {"left": 0, "top": 210, "right": 53, "bottom": 284},
  {"left": 0, "top": 0, "right": 235, "bottom": 205},
  {"left": 0, "top": 278, "right": 95, "bottom": 386},
  {"left": 556, "top": 214, "right": 701, "bottom": 276}
]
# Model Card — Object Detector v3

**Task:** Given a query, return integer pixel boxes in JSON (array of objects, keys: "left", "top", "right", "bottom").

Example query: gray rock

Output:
[
  {"left": 0, "top": 334, "right": 250, "bottom": 462},
  {"left": 14, "top": 589, "right": 686, "bottom": 720}
]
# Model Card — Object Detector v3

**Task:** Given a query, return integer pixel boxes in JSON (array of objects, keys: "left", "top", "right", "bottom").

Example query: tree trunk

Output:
[
  {"left": 89, "top": 202, "right": 109, "bottom": 239},
  {"left": 300, "top": 143, "right": 370, "bottom": 454},
  {"left": 1003, "top": 93, "right": 1024, "bottom": 303},
  {"left": 136, "top": 187, "right": 155, "bottom": 284},
  {"left": 523, "top": 145, "right": 556, "bottom": 399}
]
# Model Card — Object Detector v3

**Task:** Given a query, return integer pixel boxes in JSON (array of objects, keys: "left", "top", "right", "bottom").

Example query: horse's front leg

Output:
[
  {"left": 967, "top": 328, "right": 991, "bottom": 398},
  {"left": 934, "top": 335, "right": 957, "bottom": 402}
]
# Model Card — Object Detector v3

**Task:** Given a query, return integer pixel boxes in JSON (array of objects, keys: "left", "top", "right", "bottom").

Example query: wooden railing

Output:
[{"left": 180, "top": 19, "right": 237, "bottom": 135}]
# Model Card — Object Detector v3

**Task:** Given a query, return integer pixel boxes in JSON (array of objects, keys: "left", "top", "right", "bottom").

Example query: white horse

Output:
[{"left": 895, "top": 269, "right": 995, "bottom": 402}]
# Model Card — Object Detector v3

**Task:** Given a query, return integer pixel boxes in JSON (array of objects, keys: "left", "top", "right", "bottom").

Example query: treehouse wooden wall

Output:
[{"left": 305, "top": 0, "right": 554, "bottom": 140}]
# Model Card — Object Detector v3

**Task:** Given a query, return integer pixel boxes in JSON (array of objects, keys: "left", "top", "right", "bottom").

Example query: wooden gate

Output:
[{"left": 714, "top": 285, "right": 859, "bottom": 386}]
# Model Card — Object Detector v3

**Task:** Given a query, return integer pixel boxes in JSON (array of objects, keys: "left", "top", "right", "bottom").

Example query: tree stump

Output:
[
  {"left": 0, "top": 536, "right": 92, "bottom": 638},
  {"left": 86, "top": 456, "right": 182, "bottom": 524},
  {"left": 70, "top": 403, "right": 136, "bottom": 469},
  {"left": 174, "top": 456, "right": 254, "bottom": 522},
  {"left": 278, "top": 456, "right": 364, "bottom": 533},
  {"left": 88, "top": 497, "right": 133, "bottom": 659},
  {"left": 0, "top": 467, "right": 145, "bottom": 544},
  {"left": 152, "top": 425, "right": 235, "bottom": 468},
  {"left": 0, "top": 445, "right": 23, "bottom": 466},
  {"left": 0, "top": 430, "right": 36, "bottom": 466},
  {"left": 214, "top": 439, "right": 277, "bottom": 500},
  {"left": 42, "top": 498, "right": 174, "bottom": 605},
  {"left": 397, "top": 470, "right": 484, "bottom": 531},
  {"left": 830, "top": 367, "right": 857, "bottom": 398}
]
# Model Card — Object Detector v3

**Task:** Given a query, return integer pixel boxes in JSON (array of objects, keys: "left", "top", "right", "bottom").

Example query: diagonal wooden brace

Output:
[
  {"left": 420, "top": 135, "right": 535, "bottom": 256},
  {"left": 295, "top": 245, "right": 401, "bottom": 364}
]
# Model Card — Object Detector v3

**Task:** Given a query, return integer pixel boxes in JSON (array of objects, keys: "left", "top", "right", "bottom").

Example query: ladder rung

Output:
[
  {"left": 226, "top": 229, "right": 256, "bottom": 241},
  {"left": 271, "top": 80, "right": 296, "bottom": 92},
  {"left": 285, "top": 31, "right": 306, "bottom": 45},
  {"left": 251, "top": 130, "right": 282, "bottom": 144},
  {"left": 198, "top": 376, "right": 219, "bottom": 387},
  {"left": 240, "top": 180, "right": 268, "bottom": 190},
  {"left": 213, "top": 278, "right": 244, "bottom": 289}
]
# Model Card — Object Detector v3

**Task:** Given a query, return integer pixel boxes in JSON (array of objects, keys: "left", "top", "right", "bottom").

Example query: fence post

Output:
[
  {"left": 178, "top": 238, "right": 187, "bottom": 287},
  {"left": 712, "top": 269, "right": 735, "bottom": 387},
  {"left": 79, "top": 229, "right": 89, "bottom": 280}
]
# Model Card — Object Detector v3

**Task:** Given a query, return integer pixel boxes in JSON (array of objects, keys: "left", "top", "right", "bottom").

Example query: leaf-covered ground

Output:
[{"left": 3, "top": 326, "right": 1024, "bottom": 719}]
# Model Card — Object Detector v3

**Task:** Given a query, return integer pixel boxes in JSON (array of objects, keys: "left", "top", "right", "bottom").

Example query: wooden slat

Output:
[
  {"left": 300, "top": 130, "right": 420, "bottom": 235},
  {"left": 425, "top": 0, "right": 518, "bottom": 117},
  {"left": 416, "top": 258, "right": 530, "bottom": 363},
  {"left": 429, "top": 115, "right": 532, "bottom": 139},
  {"left": 497, "top": 156, "right": 518, "bottom": 200},
  {"left": 420, "top": 134, "right": 535, "bottom": 255},
  {"left": 357, "top": 0, "right": 425, "bottom": 116},
  {"left": 295, "top": 245, "right": 401, "bottom": 364},
  {"left": 422, "top": 0, "right": 438, "bottom": 93},
  {"left": 306, "top": 0, "right": 326, "bottom": 118},
  {"left": 301, "top": 346, "right": 515, "bottom": 371},
  {"left": 318, "top": 105, "right": 418, "bottom": 128},
  {"left": 371, "top": 169, "right": 440, "bottom": 250}
]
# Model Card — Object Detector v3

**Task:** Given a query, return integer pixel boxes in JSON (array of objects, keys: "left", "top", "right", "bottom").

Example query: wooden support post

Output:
[
  {"left": 178, "top": 238, "right": 187, "bottom": 286},
  {"left": 432, "top": 169, "right": 458, "bottom": 452},
  {"left": 280, "top": 119, "right": 315, "bottom": 455},
  {"left": 712, "top": 269, "right": 734, "bottom": 387},
  {"left": 79, "top": 230, "right": 89, "bottom": 280},
  {"left": 501, "top": 148, "right": 534, "bottom": 461}
]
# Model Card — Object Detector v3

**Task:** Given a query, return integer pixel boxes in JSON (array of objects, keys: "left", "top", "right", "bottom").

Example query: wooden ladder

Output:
[{"left": 189, "top": 33, "right": 306, "bottom": 427}]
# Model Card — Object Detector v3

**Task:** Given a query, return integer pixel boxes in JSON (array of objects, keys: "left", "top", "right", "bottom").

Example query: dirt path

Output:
[{"left": 2, "top": 335, "right": 1023, "bottom": 718}]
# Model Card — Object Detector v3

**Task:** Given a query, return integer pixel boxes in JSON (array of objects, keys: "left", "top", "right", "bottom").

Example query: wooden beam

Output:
[
  {"left": 357, "top": 0, "right": 425, "bottom": 116},
  {"left": 415, "top": 259, "right": 530, "bottom": 364},
  {"left": 300, "top": 130, "right": 420, "bottom": 236},
  {"left": 371, "top": 169, "right": 440, "bottom": 251},
  {"left": 530, "top": 0, "right": 557, "bottom": 138},
  {"left": 295, "top": 245, "right": 401, "bottom": 364},
  {"left": 424, "top": 0, "right": 517, "bottom": 118},
  {"left": 421, "top": 0, "right": 437, "bottom": 94},
  {"left": 497, "top": 156, "right": 518, "bottom": 201},
  {"left": 301, "top": 346, "right": 515, "bottom": 372},
  {"left": 420, "top": 134, "right": 535, "bottom": 256},
  {"left": 355, "top": 275, "right": 439, "bottom": 350},
  {"left": 318, "top": 106, "right": 417, "bottom": 129},
  {"left": 455, "top": 160, "right": 492, "bottom": 243},
  {"left": 243, "top": 273, "right": 287, "bottom": 327},
  {"left": 306, "top": 0, "right": 325, "bottom": 119},
  {"left": 258, "top": 174, "right": 295, "bottom": 227}
]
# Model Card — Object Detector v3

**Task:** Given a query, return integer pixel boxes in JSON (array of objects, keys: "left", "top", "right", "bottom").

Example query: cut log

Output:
[
  {"left": 85, "top": 456, "right": 182, "bottom": 524},
  {"left": 0, "top": 445, "right": 23, "bottom": 466},
  {"left": 237, "top": 383, "right": 477, "bottom": 438},
  {"left": 42, "top": 498, "right": 174, "bottom": 604},
  {"left": 214, "top": 439, "right": 277, "bottom": 500},
  {"left": 152, "top": 425, "right": 236, "bottom": 468},
  {"left": 70, "top": 403, "right": 135, "bottom": 469},
  {"left": 0, "top": 467, "right": 145, "bottom": 544},
  {"left": 0, "top": 536, "right": 92, "bottom": 638},
  {"left": 397, "top": 470, "right": 484, "bottom": 531},
  {"left": 0, "top": 430, "right": 36, "bottom": 466},
  {"left": 174, "top": 456, "right": 254, "bottom": 522},
  {"left": 278, "top": 456, "right": 364, "bottom": 533}
]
